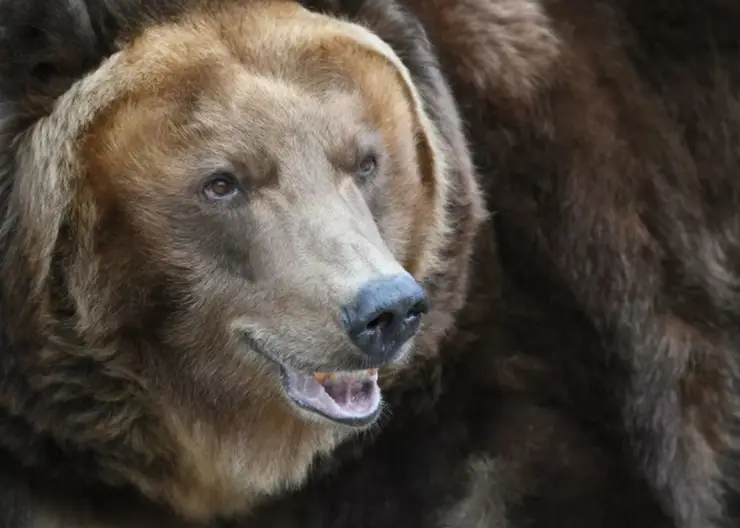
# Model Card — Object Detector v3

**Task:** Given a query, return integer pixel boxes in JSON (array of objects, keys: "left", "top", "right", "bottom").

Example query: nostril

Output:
[
  {"left": 366, "top": 311, "right": 396, "bottom": 331},
  {"left": 366, "top": 298, "right": 427, "bottom": 332},
  {"left": 406, "top": 299, "right": 429, "bottom": 320}
]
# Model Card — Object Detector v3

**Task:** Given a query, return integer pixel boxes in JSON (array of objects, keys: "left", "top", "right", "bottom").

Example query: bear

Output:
[
  {"left": 0, "top": 0, "right": 483, "bottom": 526},
  {"left": 1, "top": 1, "right": 739, "bottom": 528}
]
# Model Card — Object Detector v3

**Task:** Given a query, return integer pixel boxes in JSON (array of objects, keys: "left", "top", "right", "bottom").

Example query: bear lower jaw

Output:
[{"left": 280, "top": 368, "right": 382, "bottom": 427}]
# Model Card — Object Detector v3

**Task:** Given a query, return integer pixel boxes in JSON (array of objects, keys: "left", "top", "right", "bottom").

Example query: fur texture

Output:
[
  {"left": 248, "top": 1, "right": 740, "bottom": 527},
  {"left": 1, "top": 0, "right": 740, "bottom": 528}
]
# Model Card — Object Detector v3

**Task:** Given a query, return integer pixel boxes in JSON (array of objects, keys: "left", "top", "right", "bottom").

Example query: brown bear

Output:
[
  {"left": 0, "top": 1, "right": 738, "bottom": 528},
  {"left": 0, "top": 0, "right": 482, "bottom": 526}
]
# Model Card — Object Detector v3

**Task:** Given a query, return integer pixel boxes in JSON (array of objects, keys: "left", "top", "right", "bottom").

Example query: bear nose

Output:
[{"left": 342, "top": 274, "right": 428, "bottom": 364}]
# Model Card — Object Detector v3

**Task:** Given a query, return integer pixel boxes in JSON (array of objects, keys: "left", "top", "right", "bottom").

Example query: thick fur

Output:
[
  {"left": 1, "top": 1, "right": 740, "bottom": 528},
  {"left": 245, "top": 1, "right": 740, "bottom": 527},
  {"left": 0, "top": 1, "right": 481, "bottom": 526},
  {"left": 404, "top": 1, "right": 740, "bottom": 526},
  {"left": 237, "top": 1, "right": 740, "bottom": 527}
]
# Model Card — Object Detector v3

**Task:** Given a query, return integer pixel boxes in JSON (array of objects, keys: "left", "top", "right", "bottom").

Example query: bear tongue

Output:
[
  {"left": 313, "top": 371, "right": 376, "bottom": 407},
  {"left": 281, "top": 369, "right": 381, "bottom": 424}
]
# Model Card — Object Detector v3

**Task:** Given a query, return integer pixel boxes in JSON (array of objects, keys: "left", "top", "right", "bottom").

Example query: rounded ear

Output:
[
  {"left": 0, "top": 0, "right": 185, "bottom": 334},
  {"left": 0, "top": 0, "right": 101, "bottom": 332},
  {"left": 0, "top": 0, "right": 111, "bottom": 332},
  {"left": 330, "top": 18, "right": 452, "bottom": 278}
]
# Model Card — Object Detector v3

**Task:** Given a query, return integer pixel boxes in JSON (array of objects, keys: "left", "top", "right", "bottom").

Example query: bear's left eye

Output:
[
  {"left": 355, "top": 154, "right": 378, "bottom": 184},
  {"left": 202, "top": 172, "right": 241, "bottom": 201}
]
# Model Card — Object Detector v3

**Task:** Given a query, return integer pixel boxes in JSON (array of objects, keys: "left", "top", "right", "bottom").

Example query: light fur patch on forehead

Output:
[{"left": 275, "top": 5, "right": 450, "bottom": 276}]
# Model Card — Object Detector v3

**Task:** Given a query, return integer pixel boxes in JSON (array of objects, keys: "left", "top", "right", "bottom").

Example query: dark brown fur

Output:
[
  {"left": 403, "top": 1, "right": 740, "bottom": 525},
  {"left": 244, "top": 1, "right": 740, "bottom": 527},
  {"left": 1, "top": 0, "right": 740, "bottom": 528}
]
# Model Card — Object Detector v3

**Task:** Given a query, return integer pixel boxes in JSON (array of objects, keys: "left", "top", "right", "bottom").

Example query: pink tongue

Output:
[
  {"left": 282, "top": 370, "right": 381, "bottom": 422},
  {"left": 323, "top": 377, "right": 367, "bottom": 407}
]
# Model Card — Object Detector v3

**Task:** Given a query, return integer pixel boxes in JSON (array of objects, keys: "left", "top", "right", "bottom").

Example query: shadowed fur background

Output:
[{"left": 0, "top": 1, "right": 739, "bottom": 528}]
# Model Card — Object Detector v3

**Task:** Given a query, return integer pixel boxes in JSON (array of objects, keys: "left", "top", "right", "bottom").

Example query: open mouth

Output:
[
  {"left": 241, "top": 333, "right": 384, "bottom": 427},
  {"left": 280, "top": 367, "right": 381, "bottom": 427}
]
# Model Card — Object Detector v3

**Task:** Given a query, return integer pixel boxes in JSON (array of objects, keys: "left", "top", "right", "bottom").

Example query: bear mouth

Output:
[
  {"left": 241, "top": 333, "right": 383, "bottom": 427},
  {"left": 280, "top": 367, "right": 381, "bottom": 427}
]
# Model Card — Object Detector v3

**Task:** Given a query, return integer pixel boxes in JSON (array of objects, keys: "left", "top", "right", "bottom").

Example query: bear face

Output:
[
  {"left": 78, "top": 4, "right": 443, "bottom": 424},
  {"left": 0, "top": 1, "right": 465, "bottom": 523}
]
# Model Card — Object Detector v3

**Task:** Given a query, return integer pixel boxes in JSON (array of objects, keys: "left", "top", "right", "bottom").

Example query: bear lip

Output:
[{"left": 280, "top": 367, "right": 382, "bottom": 427}]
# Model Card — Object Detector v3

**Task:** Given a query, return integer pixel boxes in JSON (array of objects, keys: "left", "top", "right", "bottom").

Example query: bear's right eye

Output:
[{"left": 201, "top": 172, "right": 241, "bottom": 201}]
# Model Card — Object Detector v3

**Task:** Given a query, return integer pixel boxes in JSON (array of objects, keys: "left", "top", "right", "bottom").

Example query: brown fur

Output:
[
  {"left": 2, "top": 0, "right": 740, "bottom": 527},
  {"left": 245, "top": 1, "right": 740, "bottom": 527},
  {"left": 0, "top": 1, "right": 482, "bottom": 526},
  {"left": 400, "top": 1, "right": 740, "bottom": 525}
]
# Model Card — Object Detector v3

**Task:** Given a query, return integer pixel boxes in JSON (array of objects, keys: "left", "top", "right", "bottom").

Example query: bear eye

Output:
[
  {"left": 202, "top": 172, "right": 241, "bottom": 201},
  {"left": 355, "top": 154, "right": 378, "bottom": 184}
]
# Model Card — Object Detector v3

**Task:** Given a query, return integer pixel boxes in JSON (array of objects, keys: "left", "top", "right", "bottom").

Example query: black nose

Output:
[{"left": 342, "top": 274, "right": 428, "bottom": 364}]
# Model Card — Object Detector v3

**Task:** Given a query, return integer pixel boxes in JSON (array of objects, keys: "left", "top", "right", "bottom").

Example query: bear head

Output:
[{"left": 0, "top": 0, "right": 484, "bottom": 522}]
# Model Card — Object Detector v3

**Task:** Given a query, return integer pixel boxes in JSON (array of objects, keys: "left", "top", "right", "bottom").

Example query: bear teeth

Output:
[{"left": 312, "top": 369, "right": 377, "bottom": 384}]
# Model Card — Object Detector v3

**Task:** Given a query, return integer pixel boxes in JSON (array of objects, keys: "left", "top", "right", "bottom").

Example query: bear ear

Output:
[
  {"left": 0, "top": 0, "right": 120, "bottom": 329},
  {"left": 0, "top": 0, "right": 182, "bottom": 330},
  {"left": 0, "top": 0, "right": 109, "bottom": 116}
]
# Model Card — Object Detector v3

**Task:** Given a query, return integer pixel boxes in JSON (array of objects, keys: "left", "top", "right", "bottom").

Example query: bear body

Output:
[{"left": 0, "top": 1, "right": 739, "bottom": 528}]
